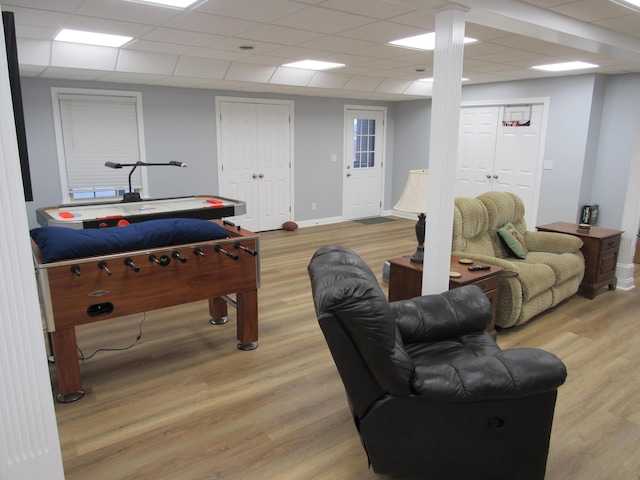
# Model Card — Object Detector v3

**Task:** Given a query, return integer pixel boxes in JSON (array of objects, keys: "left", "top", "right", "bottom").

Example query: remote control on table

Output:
[{"left": 468, "top": 265, "right": 491, "bottom": 271}]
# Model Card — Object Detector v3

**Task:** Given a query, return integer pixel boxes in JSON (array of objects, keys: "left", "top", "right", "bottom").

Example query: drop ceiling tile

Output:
[
  {"left": 195, "top": 0, "right": 307, "bottom": 23},
  {"left": 307, "top": 70, "right": 352, "bottom": 88},
  {"left": 15, "top": 24, "right": 60, "bottom": 41},
  {"left": 375, "top": 78, "right": 412, "bottom": 94},
  {"left": 224, "top": 62, "right": 277, "bottom": 82},
  {"left": 174, "top": 56, "right": 230, "bottom": 79},
  {"left": 98, "top": 71, "right": 168, "bottom": 84},
  {"left": 124, "top": 40, "right": 194, "bottom": 55},
  {"left": 1, "top": 0, "right": 83, "bottom": 12},
  {"left": 343, "top": 74, "right": 383, "bottom": 92},
  {"left": 321, "top": 0, "right": 416, "bottom": 20},
  {"left": 117, "top": 50, "right": 178, "bottom": 75},
  {"left": 165, "top": 11, "right": 260, "bottom": 36},
  {"left": 270, "top": 66, "right": 316, "bottom": 86},
  {"left": 63, "top": 15, "right": 155, "bottom": 38},
  {"left": 40, "top": 66, "right": 110, "bottom": 81},
  {"left": 76, "top": 0, "right": 183, "bottom": 25},
  {"left": 52, "top": 42, "right": 118, "bottom": 70},
  {"left": 235, "top": 24, "right": 324, "bottom": 45},
  {"left": 594, "top": 15, "right": 640, "bottom": 33},
  {"left": 297, "top": 35, "right": 376, "bottom": 53},
  {"left": 272, "top": 6, "right": 375, "bottom": 34},
  {"left": 386, "top": 9, "right": 436, "bottom": 30},
  {"left": 339, "top": 20, "right": 425, "bottom": 43},
  {"left": 141, "top": 28, "right": 225, "bottom": 47},
  {"left": 550, "top": 0, "right": 631, "bottom": 22},
  {"left": 403, "top": 80, "right": 433, "bottom": 96},
  {"left": 6, "top": 6, "right": 71, "bottom": 30},
  {"left": 18, "top": 64, "right": 47, "bottom": 76},
  {"left": 16, "top": 38, "right": 51, "bottom": 66},
  {"left": 183, "top": 47, "right": 249, "bottom": 61},
  {"left": 147, "top": 76, "right": 212, "bottom": 88}
]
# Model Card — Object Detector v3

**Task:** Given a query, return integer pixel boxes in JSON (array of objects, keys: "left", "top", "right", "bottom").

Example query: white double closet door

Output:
[
  {"left": 455, "top": 102, "right": 547, "bottom": 226},
  {"left": 217, "top": 99, "right": 292, "bottom": 232}
]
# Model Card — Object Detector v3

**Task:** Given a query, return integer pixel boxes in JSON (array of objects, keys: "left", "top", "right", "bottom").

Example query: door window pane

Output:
[{"left": 353, "top": 118, "right": 376, "bottom": 169}]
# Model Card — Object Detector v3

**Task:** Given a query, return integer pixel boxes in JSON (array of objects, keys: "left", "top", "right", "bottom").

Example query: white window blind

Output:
[{"left": 54, "top": 90, "right": 146, "bottom": 201}]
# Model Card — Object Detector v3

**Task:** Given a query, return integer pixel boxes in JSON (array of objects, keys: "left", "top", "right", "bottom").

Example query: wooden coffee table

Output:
[{"left": 387, "top": 255, "right": 502, "bottom": 339}]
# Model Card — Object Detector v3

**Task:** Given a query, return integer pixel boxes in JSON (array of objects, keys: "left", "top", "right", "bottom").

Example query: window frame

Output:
[{"left": 51, "top": 87, "right": 149, "bottom": 203}]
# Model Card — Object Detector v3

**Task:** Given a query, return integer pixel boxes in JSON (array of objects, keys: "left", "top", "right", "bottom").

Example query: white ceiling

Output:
[{"left": 2, "top": 0, "right": 640, "bottom": 101}]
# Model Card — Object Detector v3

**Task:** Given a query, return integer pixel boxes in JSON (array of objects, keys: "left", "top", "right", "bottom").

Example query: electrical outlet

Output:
[{"left": 543, "top": 160, "right": 553, "bottom": 170}]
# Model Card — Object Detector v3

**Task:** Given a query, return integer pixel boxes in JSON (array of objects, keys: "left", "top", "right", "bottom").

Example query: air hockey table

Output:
[{"left": 36, "top": 194, "right": 246, "bottom": 229}]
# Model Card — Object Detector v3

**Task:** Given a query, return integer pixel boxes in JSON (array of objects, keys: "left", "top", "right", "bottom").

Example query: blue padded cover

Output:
[{"left": 31, "top": 218, "right": 230, "bottom": 263}]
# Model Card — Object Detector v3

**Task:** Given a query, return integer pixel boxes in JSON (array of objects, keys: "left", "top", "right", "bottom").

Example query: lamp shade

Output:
[{"left": 394, "top": 169, "right": 429, "bottom": 214}]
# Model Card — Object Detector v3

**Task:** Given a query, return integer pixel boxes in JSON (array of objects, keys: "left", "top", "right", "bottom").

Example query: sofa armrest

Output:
[
  {"left": 412, "top": 348, "right": 568, "bottom": 402},
  {"left": 392, "top": 285, "right": 492, "bottom": 343},
  {"left": 524, "top": 230, "right": 583, "bottom": 254},
  {"left": 451, "top": 251, "right": 519, "bottom": 277}
]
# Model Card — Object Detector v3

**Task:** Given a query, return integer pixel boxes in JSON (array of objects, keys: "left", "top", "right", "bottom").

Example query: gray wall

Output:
[
  {"left": 459, "top": 74, "right": 600, "bottom": 226},
  {"left": 19, "top": 72, "right": 640, "bottom": 231},
  {"left": 21, "top": 77, "right": 392, "bottom": 228}
]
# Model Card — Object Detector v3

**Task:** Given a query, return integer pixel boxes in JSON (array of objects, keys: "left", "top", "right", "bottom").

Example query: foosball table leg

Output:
[
  {"left": 208, "top": 297, "right": 229, "bottom": 325},
  {"left": 236, "top": 289, "right": 258, "bottom": 351},
  {"left": 51, "top": 328, "right": 86, "bottom": 403}
]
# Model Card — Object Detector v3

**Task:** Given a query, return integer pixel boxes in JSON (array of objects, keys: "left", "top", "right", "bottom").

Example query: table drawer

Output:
[{"left": 466, "top": 275, "right": 500, "bottom": 294}]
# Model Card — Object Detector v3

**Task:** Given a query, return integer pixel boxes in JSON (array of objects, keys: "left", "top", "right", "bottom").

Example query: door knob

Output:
[
  {"left": 252, "top": 174, "right": 258, "bottom": 179},
  {"left": 258, "top": 173, "right": 264, "bottom": 178},
  {"left": 493, "top": 174, "right": 499, "bottom": 179},
  {"left": 347, "top": 173, "right": 351, "bottom": 177},
  {"left": 486, "top": 174, "right": 492, "bottom": 179}
]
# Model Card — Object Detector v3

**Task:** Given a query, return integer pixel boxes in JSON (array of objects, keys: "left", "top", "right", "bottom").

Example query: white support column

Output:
[
  {"left": 615, "top": 119, "right": 640, "bottom": 291},
  {"left": 0, "top": 3, "right": 65, "bottom": 478},
  {"left": 422, "top": 6, "right": 467, "bottom": 295}
]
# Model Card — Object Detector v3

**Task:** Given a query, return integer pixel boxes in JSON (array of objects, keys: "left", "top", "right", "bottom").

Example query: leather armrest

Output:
[
  {"left": 412, "top": 348, "right": 568, "bottom": 402},
  {"left": 392, "top": 285, "right": 492, "bottom": 343}
]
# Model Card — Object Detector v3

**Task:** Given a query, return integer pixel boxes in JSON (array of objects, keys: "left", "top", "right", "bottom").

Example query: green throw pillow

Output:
[{"left": 497, "top": 222, "right": 528, "bottom": 259}]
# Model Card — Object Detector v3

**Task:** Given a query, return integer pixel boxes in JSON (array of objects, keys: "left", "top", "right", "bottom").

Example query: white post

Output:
[
  {"left": 615, "top": 120, "right": 640, "bottom": 291},
  {"left": 422, "top": 6, "right": 467, "bottom": 294},
  {"left": 0, "top": 3, "right": 65, "bottom": 478}
]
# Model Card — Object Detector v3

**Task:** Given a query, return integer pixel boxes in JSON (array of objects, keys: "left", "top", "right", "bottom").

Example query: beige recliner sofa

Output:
[{"left": 452, "top": 191, "right": 585, "bottom": 328}]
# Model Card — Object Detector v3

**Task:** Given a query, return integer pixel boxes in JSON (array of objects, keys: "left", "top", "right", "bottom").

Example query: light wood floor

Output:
[{"left": 52, "top": 217, "right": 640, "bottom": 479}]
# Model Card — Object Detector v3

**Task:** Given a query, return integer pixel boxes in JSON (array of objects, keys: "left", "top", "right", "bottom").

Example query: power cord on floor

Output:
[{"left": 77, "top": 314, "right": 146, "bottom": 361}]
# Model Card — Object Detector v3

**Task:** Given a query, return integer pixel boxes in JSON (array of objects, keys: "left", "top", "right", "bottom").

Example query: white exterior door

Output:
[
  {"left": 218, "top": 99, "right": 292, "bottom": 232},
  {"left": 343, "top": 107, "right": 385, "bottom": 220},
  {"left": 456, "top": 102, "right": 546, "bottom": 226}
]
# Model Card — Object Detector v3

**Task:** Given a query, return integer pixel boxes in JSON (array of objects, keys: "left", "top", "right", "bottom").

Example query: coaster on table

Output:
[
  {"left": 449, "top": 271, "right": 462, "bottom": 278},
  {"left": 458, "top": 258, "right": 473, "bottom": 264}
]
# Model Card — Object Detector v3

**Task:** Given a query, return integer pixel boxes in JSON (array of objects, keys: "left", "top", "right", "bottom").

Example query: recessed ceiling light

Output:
[
  {"left": 389, "top": 33, "right": 478, "bottom": 51},
  {"left": 55, "top": 29, "right": 132, "bottom": 47},
  {"left": 282, "top": 60, "right": 345, "bottom": 71},
  {"left": 531, "top": 61, "right": 599, "bottom": 72},
  {"left": 609, "top": 0, "right": 640, "bottom": 12},
  {"left": 125, "top": 0, "right": 200, "bottom": 7}
]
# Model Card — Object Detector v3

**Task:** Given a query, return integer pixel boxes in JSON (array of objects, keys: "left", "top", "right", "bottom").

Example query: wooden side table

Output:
[
  {"left": 387, "top": 255, "right": 502, "bottom": 339},
  {"left": 536, "top": 222, "right": 623, "bottom": 299}
]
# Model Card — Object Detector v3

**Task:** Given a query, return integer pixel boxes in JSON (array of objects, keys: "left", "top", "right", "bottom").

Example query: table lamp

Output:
[{"left": 393, "top": 169, "right": 429, "bottom": 264}]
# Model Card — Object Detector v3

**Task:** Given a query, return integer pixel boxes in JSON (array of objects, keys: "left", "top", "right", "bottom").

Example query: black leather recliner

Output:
[{"left": 308, "top": 245, "right": 567, "bottom": 480}]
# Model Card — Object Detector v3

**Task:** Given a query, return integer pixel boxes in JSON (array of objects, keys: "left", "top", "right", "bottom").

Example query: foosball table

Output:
[{"left": 32, "top": 209, "right": 259, "bottom": 403}]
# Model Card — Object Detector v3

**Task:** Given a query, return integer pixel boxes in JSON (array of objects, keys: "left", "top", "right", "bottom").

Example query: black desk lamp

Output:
[
  {"left": 104, "top": 161, "right": 187, "bottom": 202},
  {"left": 393, "top": 169, "right": 429, "bottom": 264}
]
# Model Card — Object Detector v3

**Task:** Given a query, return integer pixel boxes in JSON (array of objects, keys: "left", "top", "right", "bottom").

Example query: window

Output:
[
  {"left": 352, "top": 118, "right": 376, "bottom": 169},
  {"left": 51, "top": 88, "right": 148, "bottom": 203}
]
